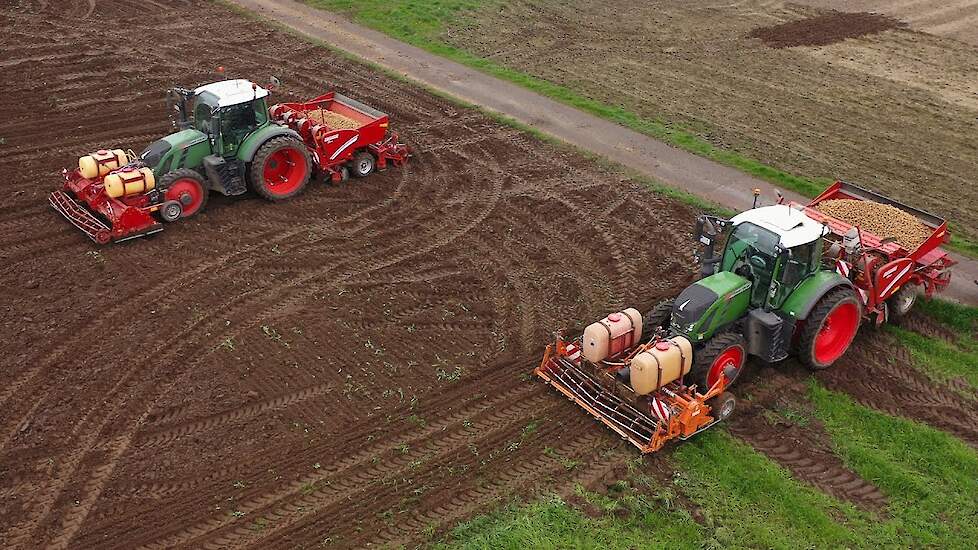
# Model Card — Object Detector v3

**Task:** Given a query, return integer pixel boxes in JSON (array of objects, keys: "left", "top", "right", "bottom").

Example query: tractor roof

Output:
[
  {"left": 730, "top": 204, "right": 826, "bottom": 248},
  {"left": 195, "top": 79, "right": 269, "bottom": 107}
]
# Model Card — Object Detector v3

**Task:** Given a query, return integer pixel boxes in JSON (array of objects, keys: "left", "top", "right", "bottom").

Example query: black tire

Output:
[
  {"left": 644, "top": 299, "right": 674, "bottom": 333},
  {"left": 689, "top": 332, "right": 746, "bottom": 390},
  {"left": 160, "top": 201, "right": 182, "bottom": 222},
  {"left": 886, "top": 284, "right": 918, "bottom": 321},
  {"left": 250, "top": 136, "right": 312, "bottom": 201},
  {"left": 160, "top": 168, "right": 208, "bottom": 218},
  {"left": 798, "top": 287, "right": 861, "bottom": 370},
  {"left": 707, "top": 391, "right": 736, "bottom": 421},
  {"left": 351, "top": 151, "right": 375, "bottom": 178}
]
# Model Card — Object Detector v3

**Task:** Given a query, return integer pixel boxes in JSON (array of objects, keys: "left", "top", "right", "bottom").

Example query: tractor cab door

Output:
[
  {"left": 768, "top": 240, "right": 819, "bottom": 308},
  {"left": 216, "top": 99, "right": 269, "bottom": 157},
  {"left": 721, "top": 222, "right": 780, "bottom": 308}
]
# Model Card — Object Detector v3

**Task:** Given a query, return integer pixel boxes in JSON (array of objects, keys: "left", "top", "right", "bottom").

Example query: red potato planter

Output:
[{"left": 269, "top": 92, "right": 410, "bottom": 184}]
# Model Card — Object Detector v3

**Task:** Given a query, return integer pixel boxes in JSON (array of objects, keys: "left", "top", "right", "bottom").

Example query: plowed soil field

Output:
[
  {"left": 1, "top": 1, "right": 974, "bottom": 549},
  {"left": 1, "top": 1, "right": 699, "bottom": 547},
  {"left": 447, "top": 0, "right": 978, "bottom": 239}
]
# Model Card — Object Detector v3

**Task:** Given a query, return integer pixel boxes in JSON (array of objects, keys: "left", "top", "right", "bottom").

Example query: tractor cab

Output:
[
  {"left": 190, "top": 80, "right": 272, "bottom": 157},
  {"left": 671, "top": 205, "right": 832, "bottom": 358},
  {"left": 724, "top": 205, "right": 826, "bottom": 309}
]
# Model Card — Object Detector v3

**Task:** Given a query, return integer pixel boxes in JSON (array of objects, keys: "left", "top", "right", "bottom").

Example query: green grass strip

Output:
[
  {"left": 887, "top": 325, "right": 978, "bottom": 389},
  {"left": 916, "top": 298, "right": 978, "bottom": 333},
  {"left": 810, "top": 382, "right": 978, "bottom": 546},
  {"left": 434, "top": 491, "right": 703, "bottom": 549}
]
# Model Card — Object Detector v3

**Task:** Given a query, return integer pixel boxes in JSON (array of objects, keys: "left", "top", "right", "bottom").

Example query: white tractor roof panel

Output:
[
  {"left": 730, "top": 205, "right": 826, "bottom": 248},
  {"left": 195, "top": 79, "right": 269, "bottom": 107}
]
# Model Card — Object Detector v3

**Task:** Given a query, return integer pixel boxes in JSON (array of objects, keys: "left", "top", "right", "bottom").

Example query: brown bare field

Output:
[
  {"left": 1, "top": 1, "right": 976, "bottom": 548},
  {"left": 446, "top": 0, "right": 978, "bottom": 239}
]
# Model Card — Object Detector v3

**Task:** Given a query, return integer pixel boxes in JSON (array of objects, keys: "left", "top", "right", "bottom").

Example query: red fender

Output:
[{"left": 874, "top": 257, "right": 915, "bottom": 302}]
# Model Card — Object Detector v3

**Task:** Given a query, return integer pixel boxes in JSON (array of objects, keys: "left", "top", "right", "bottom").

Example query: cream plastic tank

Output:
[
  {"left": 103, "top": 167, "right": 155, "bottom": 198},
  {"left": 582, "top": 308, "right": 643, "bottom": 363},
  {"left": 79, "top": 149, "right": 127, "bottom": 179},
  {"left": 630, "top": 336, "right": 693, "bottom": 395}
]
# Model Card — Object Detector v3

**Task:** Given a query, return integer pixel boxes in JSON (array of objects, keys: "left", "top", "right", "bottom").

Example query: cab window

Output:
[
  {"left": 770, "top": 240, "right": 818, "bottom": 307},
  {"left": 194, "top": 102, "right": 214, "bottom": 134},
  {"left": 781, "top": 241, "right": 816, "bottom": 288}
]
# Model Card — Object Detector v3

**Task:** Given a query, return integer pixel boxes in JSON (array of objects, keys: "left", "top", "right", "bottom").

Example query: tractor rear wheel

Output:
[
  {"left": 887, "top": 284, "right": 918, "bottom": 321},
  {"left": 798, "top": 287, "right": 861, "bottom": 370},
  {"left": 690, "top": 332, "right": 746, "bottom": 390},
  {"left": 644, "top": 299, "right": 674, "bottom": 333},
  {"left": 251, "top": 136, "right": 312, "bottom": 201},
  {"left": 161, "top": 169, "right": 208, "bottom": 218}
]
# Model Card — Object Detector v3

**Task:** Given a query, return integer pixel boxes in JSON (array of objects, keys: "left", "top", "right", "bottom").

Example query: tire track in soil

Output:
[
  {"left": 0, "top": 0, "right": 874, "bottom": 548},
  {"left": 728, "top": 372, "right": 887, "bottom": 511}
]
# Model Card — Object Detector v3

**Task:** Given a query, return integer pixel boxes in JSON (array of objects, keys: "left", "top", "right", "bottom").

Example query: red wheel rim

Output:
[
  {"left": 707, "top": 345, "right": 744, "bottom": 389},
  {"left": 814, "top": 301, "right": 859, "bottom": 364},
  {"left": 262, "top": 147, "right": 308, "bottom": 197},
  {"left": 165, "top": 179, "right": 205, "bottom": 217}
]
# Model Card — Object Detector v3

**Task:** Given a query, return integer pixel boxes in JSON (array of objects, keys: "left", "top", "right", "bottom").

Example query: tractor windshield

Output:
[{"left": 722, "top": 222, "right": 781, "bottom": 306}]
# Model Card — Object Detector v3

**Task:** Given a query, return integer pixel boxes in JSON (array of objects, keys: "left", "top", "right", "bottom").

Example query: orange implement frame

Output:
[{"left": 535, "top": 337, "right": 732, "bottom": 454}]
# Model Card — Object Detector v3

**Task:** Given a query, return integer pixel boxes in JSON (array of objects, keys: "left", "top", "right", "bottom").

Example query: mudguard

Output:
[
  {"left": 779, "top": 271, "right": 854, "bottom": 320},
  {"left": 237, "top": 125, "right": 303, "bottom": 163}
]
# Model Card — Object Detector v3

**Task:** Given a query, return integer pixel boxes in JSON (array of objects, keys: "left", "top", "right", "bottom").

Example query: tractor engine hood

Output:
[
  {"left": 139, "top": 129, "right": 209, "bottom": 174},
  {"left": 671, "top": 272, "right": 751, "bottom": 340}
]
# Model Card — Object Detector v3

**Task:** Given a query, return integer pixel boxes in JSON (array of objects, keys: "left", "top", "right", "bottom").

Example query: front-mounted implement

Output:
[
  {"left": 535, "top": 315, "right": 737, "bottom": 454},
  {"left": 50, "top": 79, "right": 411, "bottom": 244}
]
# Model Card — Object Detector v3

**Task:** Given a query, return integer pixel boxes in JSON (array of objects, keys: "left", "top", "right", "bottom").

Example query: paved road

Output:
[{"left": 230, "top": 0, "right": 978, "bottom": 306}]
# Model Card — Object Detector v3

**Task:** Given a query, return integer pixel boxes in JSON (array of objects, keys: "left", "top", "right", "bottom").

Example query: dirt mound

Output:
[{"left": 749, "top": 12, "right": 904, "bottom": 48}]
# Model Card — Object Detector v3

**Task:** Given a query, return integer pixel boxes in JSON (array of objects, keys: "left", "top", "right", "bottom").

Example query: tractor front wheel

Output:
[
  {"left": 798, "top": 287, "right": 861, "bottom": 370},
  {"left": 251, "top": 136, "right": 312, "bottom": 201},
  {"left": 161, "top": 169, "right": 208, "bottom": 218},
  {"left": 644, "top": 299, "right": 674, "bottom": 333},
  {"left": 690, "top": 332, "right": 746, "bottom": 390}
]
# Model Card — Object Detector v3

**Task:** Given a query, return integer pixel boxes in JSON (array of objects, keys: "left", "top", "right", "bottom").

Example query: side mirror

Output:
[{"left": 270, "top": 76, "right": 282, "bottom": 89}]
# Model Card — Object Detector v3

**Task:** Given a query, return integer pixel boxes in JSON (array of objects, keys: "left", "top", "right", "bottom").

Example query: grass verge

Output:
[
  {"left": 889, "top": 298, "right": 978, "bottom": 390},
  {"left": 440, "top": 383, "right": 978, "bottom": 549},
  {"left": 809, "top": 383, "right": 978, "bottom": 546},
  {"left": 303, "top": 0, "right": 978, "bottom": 257}
]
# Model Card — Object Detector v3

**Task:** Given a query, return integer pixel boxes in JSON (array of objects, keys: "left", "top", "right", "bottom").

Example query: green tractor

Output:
[
  {"left": 652, "top": 204, "right": 862, "bottom": 390},
  {"left": 152, "top": 79, "right": 313, "bottom": 205}
]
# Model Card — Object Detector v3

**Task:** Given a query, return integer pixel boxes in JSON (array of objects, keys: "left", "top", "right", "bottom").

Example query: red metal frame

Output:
[
  {"left": 796, "top": 180, "right": 955, "bottom": 317},
  {"left": 535, "top": 334, "right": 733, "bottom": 454},
  {"left": 269, "top": 92, "right": 410, "bottom": 182},
  {"left": 50, "top": 168, "right": 163, "bottom": 244}
]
